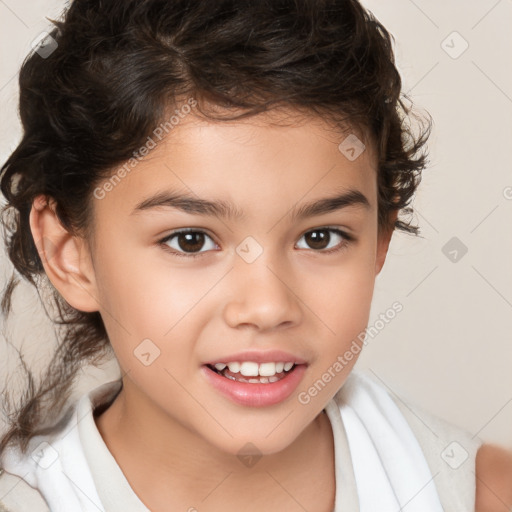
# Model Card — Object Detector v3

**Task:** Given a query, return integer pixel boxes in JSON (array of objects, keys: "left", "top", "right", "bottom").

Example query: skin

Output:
[
  {"left": 475, "top": 444, "right": 512, "bottom": 512},
  {"left": 28, "top": 107, "right": 512, "bottom": 511}
]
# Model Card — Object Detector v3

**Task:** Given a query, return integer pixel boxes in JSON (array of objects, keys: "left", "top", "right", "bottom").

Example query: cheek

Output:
[
  {"left": 94, "top": 239, "right": 209, "bottom": 331},
  {"left": 307, "top": 245, "right": 377, "bottom": 336},
  {"left": 93, "top": 244, "right": 219, "bottom": 371},
  {"left": 299, "top": 242, "right": 377, "bottom": 384},
  {"left": 297, "top": 262, "right": 375, "bottom": 406},
  {"left": 325, "top": 269, "right": 375, "bottom": 333}
]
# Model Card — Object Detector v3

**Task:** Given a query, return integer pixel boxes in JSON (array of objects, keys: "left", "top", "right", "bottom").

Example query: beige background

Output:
[{"left": 1, "top": 0, "right": 511, "bottom": 447}]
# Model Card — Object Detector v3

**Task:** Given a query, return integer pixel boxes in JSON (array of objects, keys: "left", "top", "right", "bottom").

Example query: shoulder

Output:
[
  {"left": 335, "top": 371, "right": 483, "bottom": 509},
  {"left": 475, "top": 443, "right": 512, "bottom": 512},
  {"left": 0, "top": 381, "right": 121, "bottom": 512}
]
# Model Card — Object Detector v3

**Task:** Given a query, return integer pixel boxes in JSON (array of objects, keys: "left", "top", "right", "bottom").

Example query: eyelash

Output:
[{"left": 158, "top": 227, "right": 354, "bottom": 259}]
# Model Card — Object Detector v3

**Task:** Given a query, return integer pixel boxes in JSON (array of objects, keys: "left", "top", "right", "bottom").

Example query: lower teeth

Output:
[
  {"left": 215, "top": 366, "right": 294, "bottom": 384},
  {"left": 224, "top": 374, "right": 280, "bottom": 384}
]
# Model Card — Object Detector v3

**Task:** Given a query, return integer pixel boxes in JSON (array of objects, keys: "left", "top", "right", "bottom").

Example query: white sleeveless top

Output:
[{"left": 0, "top": 371, "right": 482, "bottom": 511}]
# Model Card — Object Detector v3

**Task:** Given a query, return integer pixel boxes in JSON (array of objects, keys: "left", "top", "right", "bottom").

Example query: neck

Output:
[{"left": 94, "top": 379, "right": 335, "bottom": 510}]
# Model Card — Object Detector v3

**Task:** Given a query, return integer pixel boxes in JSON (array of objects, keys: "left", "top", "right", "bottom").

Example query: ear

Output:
[
  {"left": 375, "top": 210, "right": 398, "bottom": 275},
  {"left": 29, "top": 195, "right": 100, "bottom": 312}
]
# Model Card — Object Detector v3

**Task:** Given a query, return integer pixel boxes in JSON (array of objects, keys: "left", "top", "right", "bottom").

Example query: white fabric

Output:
[
  {"left": 0, "top": 371, "right": 444, "bottom": 512},
  {"left": 1, "top": 403, "right": 106, "bottom": 512},
  {"left": 336, "top": 372, "right": 444, "bottom": 512}
]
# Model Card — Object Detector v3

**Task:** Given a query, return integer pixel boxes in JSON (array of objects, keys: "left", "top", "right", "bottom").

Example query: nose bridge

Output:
[
  {"left": 224, "top": 235, "right": 301, "bottom": 329},
  {"left": 235, "top": 234, "right": 288, "bottom": 288}
]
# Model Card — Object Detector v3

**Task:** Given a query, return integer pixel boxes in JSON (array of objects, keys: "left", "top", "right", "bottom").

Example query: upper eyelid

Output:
[{"left": 162, "top": 227, "right": 219, "bottom": 244}]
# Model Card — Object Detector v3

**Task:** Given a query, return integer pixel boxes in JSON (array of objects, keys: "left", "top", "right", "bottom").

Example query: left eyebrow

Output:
[
  {"left": 290, "top": 189, "right": 371, "bottom": 222},
  {"left": 129, "top": 188, "right": 371, "bottom": 221}
]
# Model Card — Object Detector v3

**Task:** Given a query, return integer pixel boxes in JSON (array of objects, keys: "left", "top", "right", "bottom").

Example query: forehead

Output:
[{"left": 92, "top": 108, "right": 378, "bottom": 221}]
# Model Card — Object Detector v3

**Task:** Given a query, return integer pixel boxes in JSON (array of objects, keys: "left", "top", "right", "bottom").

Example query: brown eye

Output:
[
  {"left": 161, "top": 229, "right": 217, "bottom": 256},
  {"left": 175, "top": 232, "right": 205, "bottom": 252},
  {"left": 304, "top": 229, "right": 330, "bottom": 250},
  {"left": 296, "top": 227, "right": 350, "bottom": 252}
]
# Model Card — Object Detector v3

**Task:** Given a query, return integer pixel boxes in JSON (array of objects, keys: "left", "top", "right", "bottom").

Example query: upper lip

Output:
[{"left": 204, "top": 349, "right": 308, "bottom": 366}]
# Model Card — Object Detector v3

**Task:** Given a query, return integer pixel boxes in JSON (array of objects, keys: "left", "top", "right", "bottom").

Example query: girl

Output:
[{"left": 0, "top": 0, "right": 511, "bottom": 510}]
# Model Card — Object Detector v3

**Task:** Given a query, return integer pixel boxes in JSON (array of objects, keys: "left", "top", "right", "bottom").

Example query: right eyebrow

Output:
[{"left": 130, "top": 190, "right": 245, "bottom": 221}]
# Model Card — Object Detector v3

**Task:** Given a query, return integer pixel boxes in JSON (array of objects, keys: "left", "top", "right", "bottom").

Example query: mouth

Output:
[
  {"left": 201, "top": 361, "right": 307, "bottom": 407},
  {"left": 205, "top": 361, "right": 299, "bottom": 384}
]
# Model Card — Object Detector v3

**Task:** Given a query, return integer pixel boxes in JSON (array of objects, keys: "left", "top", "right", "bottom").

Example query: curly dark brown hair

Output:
[{"left": 0, "top": 0, "right": 432, "bottom": 457}]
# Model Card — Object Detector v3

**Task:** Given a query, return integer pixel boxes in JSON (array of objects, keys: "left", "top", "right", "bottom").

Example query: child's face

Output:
[{"left": 83, "top": 109, "right": 391, "bottom": 455}]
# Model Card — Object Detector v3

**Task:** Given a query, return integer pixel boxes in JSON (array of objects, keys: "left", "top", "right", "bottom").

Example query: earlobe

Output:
[{"left": 29, "top": 195, "right": 100, "bottom": 312}]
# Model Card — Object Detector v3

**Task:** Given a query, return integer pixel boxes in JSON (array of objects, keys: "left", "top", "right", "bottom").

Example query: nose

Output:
[{"left": 223, "top": 250, "right": 303, "bottom": 332}]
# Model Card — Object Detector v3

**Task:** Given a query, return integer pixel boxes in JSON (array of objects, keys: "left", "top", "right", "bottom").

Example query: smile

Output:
[
  {"left": 202, "top": 362, "right": 307, "bottom": 407},
  {"left": 209, "top": 361, "right": 296, "bottom": 383}
]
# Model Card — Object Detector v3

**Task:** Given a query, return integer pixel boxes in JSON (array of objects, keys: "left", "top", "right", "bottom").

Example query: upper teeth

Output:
[{"left": 213, "top": 361, "right": 294, "bottom": 376}]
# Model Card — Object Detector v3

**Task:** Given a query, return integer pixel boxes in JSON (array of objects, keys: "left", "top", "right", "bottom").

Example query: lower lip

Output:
[{"left": 201, "top": 364, "right": 307, "bottom": 407}]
